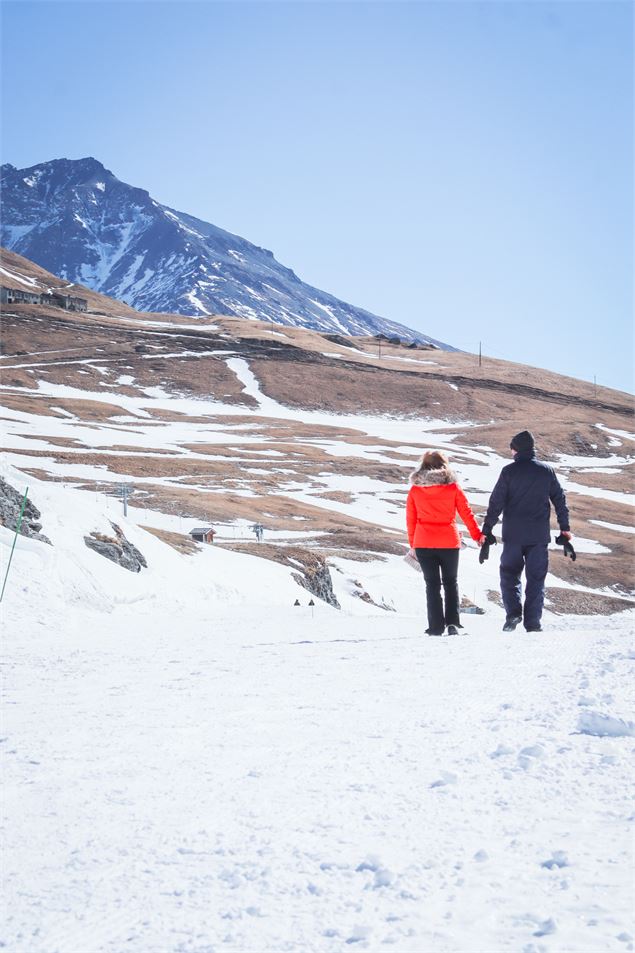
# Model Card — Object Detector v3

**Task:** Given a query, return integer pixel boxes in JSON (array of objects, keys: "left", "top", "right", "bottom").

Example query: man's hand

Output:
[{"left": 560, "top": 531, "right": 572, "bottom": 540}]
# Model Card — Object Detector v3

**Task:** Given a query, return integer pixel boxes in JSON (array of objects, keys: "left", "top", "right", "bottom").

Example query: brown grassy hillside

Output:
[{"left": 2, "top": 247, "right": 633, "bottom": 603}]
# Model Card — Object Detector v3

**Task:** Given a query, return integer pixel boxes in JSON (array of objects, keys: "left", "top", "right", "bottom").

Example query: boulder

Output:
[
  {"left": 0, "top": 478, "right": 51, "bottom": 544},
  {"left": 84, "top": 522, "right": 147, "bottom": 573},
  {"left": 292, "top": 555, "right": 340, "bottom": 609}
]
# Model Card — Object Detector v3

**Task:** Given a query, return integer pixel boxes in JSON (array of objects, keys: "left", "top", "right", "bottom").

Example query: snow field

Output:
[
  {"left": 1, "top": 470, "right": 634, "bottom": 952},
  {"left": 3, "top": 596, "right": 634, "bottom": 953},
  {"left": 1, "top": 356, "right": 634, "bottom": 952}
]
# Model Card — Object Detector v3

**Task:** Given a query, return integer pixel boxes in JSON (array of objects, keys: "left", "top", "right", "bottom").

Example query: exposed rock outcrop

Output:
[
  {"left": 460, "top": 595, "right": 485, "bottom": 615},
  {"left": 0, "top": 478, "right": 51, "bottom": 543},
  {"left": 572, "top": 431, "right": 604, "bottom": 456},
  {"left": 212, "top": 540, "right": 341, "bottom": 608},
  {"left": 349, "top": 579, "right": 395, "bottom": 612},
  {"left": 84, "top": 522, "right": 147, "bottom": 572},
  {"left": 291, "top": 554, "right": 340, "bottom": 609}
]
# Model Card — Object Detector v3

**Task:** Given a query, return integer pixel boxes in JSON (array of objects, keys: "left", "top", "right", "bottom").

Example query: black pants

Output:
[
  {"left": 500, "top": 542, "right": 549, "bottom": 629},
  {"left": 415, "top": 548, "right": 460, "bottom": 633}
]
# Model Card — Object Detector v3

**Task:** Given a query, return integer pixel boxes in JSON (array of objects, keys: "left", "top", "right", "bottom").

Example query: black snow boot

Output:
[
  {"left": 502, "top": 615, "right": 522, "bottom": 632},
  {"left": 446, "top": 624, "right": 460, "bottom": 636}
]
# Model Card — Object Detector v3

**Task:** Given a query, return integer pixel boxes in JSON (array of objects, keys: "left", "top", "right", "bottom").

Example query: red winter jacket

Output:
[{"left": 406, "top": 466, "right": 481, "bottom": 549}]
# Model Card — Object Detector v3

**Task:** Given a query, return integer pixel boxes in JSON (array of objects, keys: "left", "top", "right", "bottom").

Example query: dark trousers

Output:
[
  {"left": 500, "top": 543, "right": 549, "bottom": 628},
  {"left": 415, "top": 548, "right": 460, "bottom": 633}
]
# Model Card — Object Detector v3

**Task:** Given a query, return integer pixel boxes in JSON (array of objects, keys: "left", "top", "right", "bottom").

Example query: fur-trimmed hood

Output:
[{"left": 409, "top": 466, "right": 458, "bottom": 487}]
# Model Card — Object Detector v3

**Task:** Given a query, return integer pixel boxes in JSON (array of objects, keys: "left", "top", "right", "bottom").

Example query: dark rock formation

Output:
[
  {"left": 84, "top": 522, "right": 147, "bottom": 572},
  {"left": 349, "top": 579, "right": 396, "bottom": 611},
  {"left": 323, "top": 333, "right": 352, "bottom": 348},
  {"left": 572, "top": 431, "right": 604, "bottom": 456},
  {"left": 460, "top": 595, "right": 486, "bottom": 615},
  {"left": 0, "top": 478, "right": 51, "bottom": 543},
  {"left": 291, "top": 554, "right": 340, "bottom": 609},
  {"left": 211, "top": 539, "right": 340, "bottom": 608}
]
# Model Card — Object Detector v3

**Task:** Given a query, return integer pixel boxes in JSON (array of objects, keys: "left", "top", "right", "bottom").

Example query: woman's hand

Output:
[{"left": 478, "top": 533, "right": 487, "bottom": 546}]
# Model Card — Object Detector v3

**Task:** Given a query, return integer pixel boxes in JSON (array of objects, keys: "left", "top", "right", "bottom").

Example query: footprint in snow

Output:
[
  {"left": 355, "top": 856, "right": 394, "bottom": 889},
  {"left": 541, "top": 851, "right": 569, "bottom": 870},
  {"left": 373, "top": 868, "right": 393, "bottom": 888},
  {"left": 346, "top": 925, "right": 372, "bottom": 944},
  {"left": 356, "top": 854, "right": 381, "bottom": 873},
  {"left": 490, "top": 743, "right": 514, "bottom": 758},
  {"left": 533, "top": 917, "right": 557, "bottom": 937},
  {"left": 520, "top": 744, "right": 545, "bottom": 758},
  {"left": 518, "top": 745, "right": 546, "bottom": 770},
  {"left": 430, "top": 771, "right": 458, "bottom": 788},
  {"left": 601, "top": 753, "right": 619, "bottom": 765},
  {"left": 577, "top": 711, "right": 635, "bottom": 738},
  {"left": 577, "top": 696, "right": 597, "bottom": 707}
]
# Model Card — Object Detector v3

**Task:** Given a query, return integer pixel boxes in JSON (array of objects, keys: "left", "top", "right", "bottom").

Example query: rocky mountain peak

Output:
[{"left": 1, "top": 157, "right": 453, "bottom": 347}]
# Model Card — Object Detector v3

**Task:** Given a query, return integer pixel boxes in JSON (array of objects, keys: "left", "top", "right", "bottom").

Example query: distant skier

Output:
[
  {"left": 481, "top": 431, "right": 571, "bottom": 633},
  {"left": 251, "top": 523, "right": 264, "bottom": 542},
  {"left": 406, "top": 451, "right": 484, "bottom": 636}
]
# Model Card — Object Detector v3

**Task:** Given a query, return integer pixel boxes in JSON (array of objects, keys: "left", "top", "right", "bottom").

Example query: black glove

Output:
[
  {"left": 555, "top": 533, "right": 576, "bottom": 561},
  {"left": 479, "top": 532, "right": 497, "bottom": 564}
]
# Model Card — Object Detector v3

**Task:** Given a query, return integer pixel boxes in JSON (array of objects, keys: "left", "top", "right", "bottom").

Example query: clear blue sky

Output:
[{"left": 2, "top": 1, "right": 633, "bottom": 391}]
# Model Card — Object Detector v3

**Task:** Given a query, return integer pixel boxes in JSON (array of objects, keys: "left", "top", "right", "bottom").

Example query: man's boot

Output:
[{"left": 502, "top": 615, "right": 522, "bottom": 632}]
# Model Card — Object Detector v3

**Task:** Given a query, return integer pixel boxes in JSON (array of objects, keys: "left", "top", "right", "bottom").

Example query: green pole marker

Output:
[{"left": 0, "top": 487, "right": 29, "bottom": 603}]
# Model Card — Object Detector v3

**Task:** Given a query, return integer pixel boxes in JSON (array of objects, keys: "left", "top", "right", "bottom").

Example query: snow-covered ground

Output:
[
  {"left": 2, "top": 348, "right": 635, "bottom": 952},
  {"left": 2, "top": 468, "right": 634, "bottom": 953}
]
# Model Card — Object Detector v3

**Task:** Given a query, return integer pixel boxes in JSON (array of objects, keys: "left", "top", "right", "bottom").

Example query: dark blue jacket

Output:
[{"left": 482, "top": 450, "right": 570, "bottom": 545}]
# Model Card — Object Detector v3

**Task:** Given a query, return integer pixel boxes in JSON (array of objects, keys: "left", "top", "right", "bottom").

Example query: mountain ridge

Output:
[{"left": 1, "top": 157, "right": 453, "bottom": 347}]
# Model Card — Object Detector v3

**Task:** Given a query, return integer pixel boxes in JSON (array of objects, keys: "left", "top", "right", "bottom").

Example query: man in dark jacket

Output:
[{"left": 482, "top": 430, "right": 571, "bottom": 632}]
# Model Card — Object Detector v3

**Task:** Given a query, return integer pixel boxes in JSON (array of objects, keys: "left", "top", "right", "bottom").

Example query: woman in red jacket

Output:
[{"left": 406, "top": 450, "right": 484, "bottom": 636}]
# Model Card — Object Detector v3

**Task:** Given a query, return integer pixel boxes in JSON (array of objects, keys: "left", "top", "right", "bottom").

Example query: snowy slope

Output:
[
  {"left": 2, "top": 463, "right": 634, "bottom": 953},
  {"left": 2, "top": 333, "right": 634, "bottom": 951},
  {"left": 0, "top": 158, "right": 451, "bottom": 346}
]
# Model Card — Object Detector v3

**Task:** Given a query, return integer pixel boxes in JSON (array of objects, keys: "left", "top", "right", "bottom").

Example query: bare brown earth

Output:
[
  {"left": 544, "top": 588, "right": 634, "bottom": 615},
  {"left": 0, "top": 248, "right": 138, "bottom": 318},
  {"left": 568, "top": 466, "right": 635, "bottom": 494},
  {"left": 2, "top": 247, "right": 634, "bottom": 608},
  {"left": 140, "top": 526, "right": 200, "bottom": 555}
]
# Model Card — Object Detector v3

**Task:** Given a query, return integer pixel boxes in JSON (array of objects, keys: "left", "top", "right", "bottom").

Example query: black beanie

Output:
[{"left": 510, "top": 430, "right": 535, "bottom": 452}]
